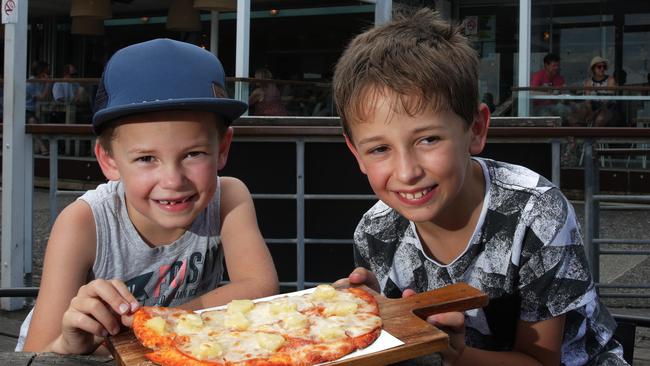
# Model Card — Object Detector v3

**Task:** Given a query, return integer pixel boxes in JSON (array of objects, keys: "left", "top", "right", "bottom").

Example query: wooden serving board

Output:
[{"left": 108, "top": 282, "right": 488, "bottom": 366}]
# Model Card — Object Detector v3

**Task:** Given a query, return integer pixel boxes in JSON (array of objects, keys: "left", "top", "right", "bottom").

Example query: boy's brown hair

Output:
[{"left": 333, "top": 8, "right": 479, "bottom": 137}]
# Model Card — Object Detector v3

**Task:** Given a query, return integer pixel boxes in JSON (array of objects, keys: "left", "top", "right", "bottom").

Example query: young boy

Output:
[
  {"left": 19, "top": 39, "right": 278, "bottom": 355},
  {"left": 333, "top": 9, "right": 627, "bottom": 366}
]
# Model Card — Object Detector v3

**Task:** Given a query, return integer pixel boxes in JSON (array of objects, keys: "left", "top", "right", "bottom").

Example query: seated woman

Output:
[
  {"left": 248, "top": 68, "right": 288, "bottom": 116},
  {"left": 583, "top": 56, "right": 618, "bottom": 127}
]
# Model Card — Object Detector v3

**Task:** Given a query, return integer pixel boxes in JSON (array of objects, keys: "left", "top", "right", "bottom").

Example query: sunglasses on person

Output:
[{"left": 594, "top": 64, "right": 607, "bottom": 70}]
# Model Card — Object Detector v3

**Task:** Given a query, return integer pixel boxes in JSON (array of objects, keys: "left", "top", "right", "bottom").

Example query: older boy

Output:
[
  {"left": 20, "top": 39, "right": 278, "bottom": 354},
  {"left": 333, "top": 9, "right": 626, "bottom": 366}
]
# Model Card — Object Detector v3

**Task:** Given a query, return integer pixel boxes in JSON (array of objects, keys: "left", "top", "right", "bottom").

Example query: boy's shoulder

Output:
[
  {"left": 480, "top": 158, "right": 573, "bottom": 224},
  {"left": 480, "top": 157, "right": 555, "bottom": 193},
  {"left": 80, "top": 180, "right": 122, "bottom": 204}
]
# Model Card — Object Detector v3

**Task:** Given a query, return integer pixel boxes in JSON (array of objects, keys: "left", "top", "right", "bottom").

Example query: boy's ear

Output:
[
  {"left": 95, "top": 141, "right": 121, "bottom": 181},
  {"left": 469, "top": 103, "right": 490, "bottom": 155},
  {"left": 344, "top": 134, "right": 368, "bottom": 175},
  {"left": 217, "top": 127, "right": 234, "bottom": 170}
]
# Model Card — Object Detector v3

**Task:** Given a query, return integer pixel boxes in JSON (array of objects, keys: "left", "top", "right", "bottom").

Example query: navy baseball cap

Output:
[{"left": 92, "top": 38, "right": 247, "bottom": 134}]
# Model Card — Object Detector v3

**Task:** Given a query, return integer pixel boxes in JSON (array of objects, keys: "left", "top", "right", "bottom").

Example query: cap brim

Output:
[{"left": 92, "top": 98, "right": 248, "bottom": 134}]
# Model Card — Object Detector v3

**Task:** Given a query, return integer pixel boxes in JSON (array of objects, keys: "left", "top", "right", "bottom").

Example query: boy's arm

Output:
[
  {"left": 23, "top": 200, "right": 138, "bottom": 354},
  {"left": 428, "top": 311, "right": 564, "bottom": 366},
  {"left": 180, "top": 177, "right": 278, "bottom": 310},
  {"left": 23, "top": 201, "right": 97, "bottom": 352}
]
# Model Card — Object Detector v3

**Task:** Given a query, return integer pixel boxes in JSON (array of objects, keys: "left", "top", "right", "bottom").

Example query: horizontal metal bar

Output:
[
  {"left": 57, "top": 190, "right": 85, "bottom": 196},
  {"left": 599, "top": 250, "right": 650, "bottom": 255},
  {"left": 598, "top": 293, "right": 650, "bottom": 298},
  {"left": 264, "top": 239, "right": 297, "bottom": 244},
  {"left": 265, "top": 238, "right": 354, "bottom": 244},
  {"left": 596, "top": 284, "right": 650, "bottom": 289},
  {"left": 593, "top": 195, "right": 650, "bottom": 203},
  {"left": 251, "top": 194, "right": 376, "bottom": 200},
  {"left": 303, "top": 194, "right": 377, "bottom": 200},
  {"left": 304, "top": 239, "right": 354, "bottom": 244},
  {"left": 0, "top": 287, "right": 39, "bottom": 297},
  {"left": 599, "top": 204, "right": 650, "bottom": 211},
  {"left": 594, "top": 239, "right": 650, "bottom": 245},
  {"left": 611, "top": 314, "right": 650, "bottom": 328},
  {"left": 252, "top": 194, "right": 297, "bottom": 199},
  {"left": 279, "top": 281, "right": 323, "bottom": 288}
]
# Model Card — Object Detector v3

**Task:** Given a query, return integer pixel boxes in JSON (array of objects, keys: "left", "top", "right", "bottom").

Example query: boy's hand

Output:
[
  {"left": 55, "top": 279, "right": 139, "bottom": 354},
  {"left": 402, "top": 290, "right": 466, "bottom": 366},
  {"left": 427, "top": 311, "right": 467, "bottom": 366},
  {"left": 332, "top": 267, "right": 380, "bottom": 292}
]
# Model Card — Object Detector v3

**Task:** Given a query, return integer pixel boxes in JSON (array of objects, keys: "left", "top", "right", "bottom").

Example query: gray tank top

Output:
[
  {"left": 87, "top": 179, "right": 224, "bottom": 306},
  {"left": 16, "top": 179, "right": 224, "bottom": 350}
]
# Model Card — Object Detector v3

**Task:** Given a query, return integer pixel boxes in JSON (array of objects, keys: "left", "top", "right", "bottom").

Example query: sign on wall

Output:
[{"left": 2, "top": 0, "right": 17, "bottom": 24}]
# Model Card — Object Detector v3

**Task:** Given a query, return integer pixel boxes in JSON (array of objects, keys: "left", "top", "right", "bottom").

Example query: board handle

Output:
[{"left": 381, "top": 283, "right": 489, "bottom": 320}]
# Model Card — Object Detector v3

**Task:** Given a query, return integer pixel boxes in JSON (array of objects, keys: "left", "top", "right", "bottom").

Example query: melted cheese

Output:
[
  {"left": 194, "top": 341, "right": 224, "bottom": 359},
  {"left": 282, "top": 313, "right": 308, "bottom": 330},
  {"left": 311, "top": 284, "right": 338, "bottom": 300},
  {"left": 270, "top": 299, "right": 298, "bottom": 315},
  {"left": 227, "top": 299, "right": 255, "bottom": 314},
  {"left": 144, "top": 316, "right": 167, "bottom": 335},
  {"left": 175, "top": 313, "right": 204, "bottom": 335},
  {"left": 224, "top": 311, "right": 251, "bottom": 331},
  {"left": 323, "top": 301, "right": 358, "bottom": 316},
  {"left": 201, "top": 309, "right": 227, "bottom": 330},
  {"left": 255, "top": 332, "right": 285, "bottom": 351}
]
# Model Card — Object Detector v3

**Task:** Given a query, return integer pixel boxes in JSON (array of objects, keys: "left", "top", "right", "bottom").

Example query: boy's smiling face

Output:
[
  {"left": 96, "top": 111, "right": 232, "bottom": 245},
  {"left": 345, "top": 92, "right": 489, "bottom": 227}
]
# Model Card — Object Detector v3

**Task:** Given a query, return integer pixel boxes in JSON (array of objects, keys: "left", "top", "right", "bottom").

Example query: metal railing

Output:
[
  {"left": 583, "top": 141, "right": 650, "bottom": 298},
  {"left": 2, "top": 119, "right": 650, "bottom": 300}
]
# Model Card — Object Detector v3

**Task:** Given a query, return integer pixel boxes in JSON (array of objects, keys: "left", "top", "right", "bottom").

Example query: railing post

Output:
[
  {"left": 296, "top": 139, "right": 305, "bottom": 290},
  {"left": 49, "top": 138, "right": 59, "bottom": 227},
  {"left": 551, "top": 139, "right": 561, "bottom": 186},
  {"left": 24, "top": 136, "right": 34, "bottom": 288},
  {"left": 583, "top": 139, "right": 600, "bottom": 285}
]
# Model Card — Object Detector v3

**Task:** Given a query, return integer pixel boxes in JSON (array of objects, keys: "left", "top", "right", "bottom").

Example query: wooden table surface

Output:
[{"left": 0, "top": 352, "right": 114, "bottom": 365}]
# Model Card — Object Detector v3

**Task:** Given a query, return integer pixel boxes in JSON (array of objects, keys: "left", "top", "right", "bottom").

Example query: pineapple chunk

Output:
[
  {"left": 195, "top": 342, "right": 223, "bottom": 360},
  {"left": 224, "top": 311, "right": 251, "bottom": 330},
  {"left": 318, "top": 324, "right": 346, "bottom": 341},
  {"left": 144, "top": 316, "right": 167, "bottom": 334},
  {"left": 324, "top": 301, "right": 358, "bottom": 316},
  {"left": 312, "top": 284, "right": 338, "bottom": 300},
  {"left": 282, "top": 313, "right": 308, "bottom": 330},
  {"left": 227, "top": 299, "right": 255, "bottom": 314},
  {"left": 256, "top": 333, "right": 285, "bottom": 351},
  {"left": 176, "top": 314, "right": 204, "bottom": 335},
  {"left": 270, "top": 300, "right": 297, "bottom": 315}
]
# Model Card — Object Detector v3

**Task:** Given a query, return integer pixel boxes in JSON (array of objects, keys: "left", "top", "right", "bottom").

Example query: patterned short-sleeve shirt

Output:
[{"left": 353, "top": 158, "right": 627, "bottom": 366}]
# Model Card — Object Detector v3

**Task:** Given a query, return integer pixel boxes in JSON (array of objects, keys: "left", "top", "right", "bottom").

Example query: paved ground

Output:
[{"left": 1, "top": 189, "right": 649, "bottom": 364}]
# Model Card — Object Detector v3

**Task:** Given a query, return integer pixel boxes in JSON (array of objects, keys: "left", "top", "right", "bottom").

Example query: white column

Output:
[
  {"left": 517, "top": 0, "right": 531, "bottom": 117},
  {"left": 210, "top": 10, "right": 219, "bottom": 57},
  {"left": 374, "top": 0, "right": 391, "bottom": 26},
  {"left": 234, "top": 0, "right": 250, "bottom": 107},
  {"left": 2, "top": 0, "right": 29, "bottom": 310}
]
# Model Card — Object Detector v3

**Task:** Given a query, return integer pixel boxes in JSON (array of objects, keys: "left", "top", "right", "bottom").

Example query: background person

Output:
[
  {"left": 333, "top": 9, "right": 627, "bottom": 366},
  {"left": 583, "top": 56, "right": 618, "bottom": 127},
  {"left": 51, "top": 64, "right": 88, "bottom": 124},
  {"left": 52, "top": 64, "right": 84, "bottom": 103},
  {"left": 530, "top": 53, "right": 570, "bottom": 121},
  {"left": 19, "top": 39, "right": 278, "bottom": 355},
  {"left": 26, "top": 60, "right": 52, "bottom": 155},
  {"left": 248, "top": 67, "right": 287, "bottom": 116}
]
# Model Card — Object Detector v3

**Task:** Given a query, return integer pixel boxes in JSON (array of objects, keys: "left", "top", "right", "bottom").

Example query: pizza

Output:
[{"left": 131, "top": 284, "right": 382, "bottom": 366}]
